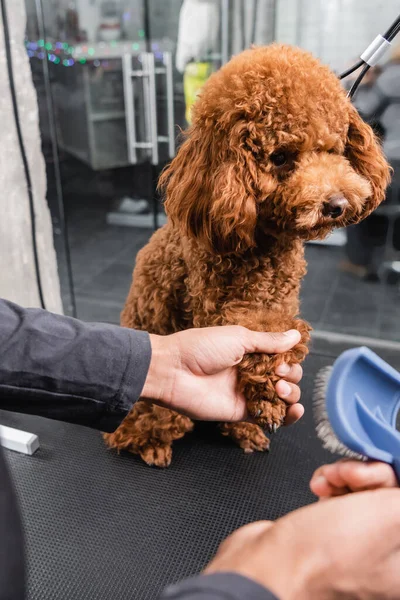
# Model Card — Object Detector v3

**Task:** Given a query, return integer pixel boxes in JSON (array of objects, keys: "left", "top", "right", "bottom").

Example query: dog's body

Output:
[{"left": 104, "top": 45, "right": 390, "bottom": 467}]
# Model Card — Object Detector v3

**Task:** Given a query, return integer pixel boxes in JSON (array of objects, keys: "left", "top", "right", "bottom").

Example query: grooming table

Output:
[{"left": 1, "top": 348, "right": 398, "bottom": 600}]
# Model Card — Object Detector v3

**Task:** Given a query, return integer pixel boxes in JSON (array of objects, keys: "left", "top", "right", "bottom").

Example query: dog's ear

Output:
[
  {"left": 161, "top": 127, "right": 258, "bottom": 254},
  {"left": 345, "top": 105, "right": 391, "bottom": 214}
]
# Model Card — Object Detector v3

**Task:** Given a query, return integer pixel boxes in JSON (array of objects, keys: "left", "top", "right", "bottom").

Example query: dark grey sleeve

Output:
[
  {"left": 160, "top": 574, "right": 279, "bottom": 600},
  {"left": 0, "top": 299, "right": 151, "bottom": 432}
]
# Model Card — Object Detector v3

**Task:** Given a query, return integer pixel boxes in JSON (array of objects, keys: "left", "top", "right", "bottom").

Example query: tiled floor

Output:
[
  {"left": 58, "top": 162, "right": 400, "bottom": 342},
  {"left": 302, "top": 245, "right": 399, "bottom": 341}
]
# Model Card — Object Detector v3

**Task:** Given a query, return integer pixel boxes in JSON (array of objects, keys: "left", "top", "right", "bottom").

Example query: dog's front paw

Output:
[
  {"left": 247, "top": 398, "right": 287, "bottom": 433},
  {"left": 238, "top": 353, "right": 286, "bottom": 432},
  {"left": 221, "top": 422, "right": 270, "bottom": 453},
  {"left": 139, "top": 443, "right": 173, "bottom": 468}
]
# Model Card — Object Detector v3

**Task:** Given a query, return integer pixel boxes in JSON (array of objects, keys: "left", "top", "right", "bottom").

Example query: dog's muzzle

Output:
[{"left": 322, "top": 194, "right": 349, "bottom": 219}]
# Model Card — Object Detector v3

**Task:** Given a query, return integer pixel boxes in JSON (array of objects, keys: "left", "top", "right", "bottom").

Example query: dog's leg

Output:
[
  {"left": 103, "top": 230, "right": 194, "bottom": 467},
  {"left": 104, "top": 401, "right": 193, "bottom": 467},
  {"left": 220, "top": 422, "right": 270, "bottom": 453},
  {"left": 221, "top": 315, "right": 310, "bottom": 450},
  {"left": 238, "top": 317, "right": 311, "bottom": 432}
]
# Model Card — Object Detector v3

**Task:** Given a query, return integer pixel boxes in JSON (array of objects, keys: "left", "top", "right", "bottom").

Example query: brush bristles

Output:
[{"left": 313, "top": 366, "right": 364, "bottom": 460}]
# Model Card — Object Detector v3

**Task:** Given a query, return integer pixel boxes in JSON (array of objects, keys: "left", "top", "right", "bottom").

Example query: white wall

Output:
[
  {"left": 0, "top": 0, "right": 63, "bottom": 311},
  {"left": 231, "top": 0, "right": 276, "bottom": 54},
  {"left": 276, "top": 0, "right": 400, "bottom": 71}
]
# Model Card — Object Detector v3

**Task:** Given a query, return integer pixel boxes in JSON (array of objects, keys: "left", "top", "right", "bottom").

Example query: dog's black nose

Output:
[{"left": 323, "top": 195, "right": 349, "bottom": 219}]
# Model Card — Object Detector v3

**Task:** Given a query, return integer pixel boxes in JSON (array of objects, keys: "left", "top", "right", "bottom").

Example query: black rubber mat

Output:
[{"left": 1, "top": 352, "right": 344, "bottom": 600}]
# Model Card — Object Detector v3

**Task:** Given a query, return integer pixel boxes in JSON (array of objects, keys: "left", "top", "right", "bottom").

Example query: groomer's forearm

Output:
[
  {"left": 159, "top": 574, "right": 278, "bottom": 600},
  {"left": 0, "top": 299, "right": 151, "bottom": 431}
]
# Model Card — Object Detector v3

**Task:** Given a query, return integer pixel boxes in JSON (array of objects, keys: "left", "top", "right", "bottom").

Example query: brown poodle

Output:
[{"left": 104, "top": 44, "right": 390, "bottom": 467}]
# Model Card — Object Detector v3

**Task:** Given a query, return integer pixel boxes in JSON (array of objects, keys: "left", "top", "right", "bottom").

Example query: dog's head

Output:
[{"left": 162, "top": 44, "right": 391, "bottom": 253}]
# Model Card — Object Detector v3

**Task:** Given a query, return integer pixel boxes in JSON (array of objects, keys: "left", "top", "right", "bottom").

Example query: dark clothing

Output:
[
  {"left": 0, "top": 299, "right": 151, "bottom": 433},
  {"left": 0, "top": 299, "right": 277, "bottom": 600}
]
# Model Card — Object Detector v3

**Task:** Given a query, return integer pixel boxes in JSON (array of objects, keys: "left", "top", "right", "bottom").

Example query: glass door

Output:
[
  {"left": 25, "top": 0, "right": 190, "bottom": 322},
  {"left": 24, "top": 0, "right": 277, "bottom": 323}
]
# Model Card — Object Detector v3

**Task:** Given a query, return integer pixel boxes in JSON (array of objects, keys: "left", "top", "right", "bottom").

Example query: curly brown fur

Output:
[
  {"left": 220, "top": 422, "right": 270, "bottom": 453},
  {"left": 104, "top": 44, "right": 391, "bottom": 467},
  {"left": 104, "top": 402, "right": 193, "bottom": 467}
]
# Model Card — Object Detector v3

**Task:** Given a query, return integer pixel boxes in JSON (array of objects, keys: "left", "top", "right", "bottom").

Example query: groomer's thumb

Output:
[{"left": 243, "top": 330, "right": 301, "bottom": 354}]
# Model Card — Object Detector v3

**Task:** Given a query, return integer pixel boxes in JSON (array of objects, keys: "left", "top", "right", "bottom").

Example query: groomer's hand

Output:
[
  {"left": 205, "top": 488, "right": 400, "bottom": 600},
  {"left": 310, "top": 459, "right": 398, "bottom": 498},
  {"left": 141, "top": 327, "right": 303, "bottom": 422}
]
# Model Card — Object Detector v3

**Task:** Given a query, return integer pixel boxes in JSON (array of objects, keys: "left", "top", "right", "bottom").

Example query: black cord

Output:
[
  {"left": 339, "top": 59, "right": 364, "bottom": 80},
  {"left": 340, "top": 13, "right": 400, "bottom": 96},
  {"left": 347, "top": 63, "right": 370, "bottom": 99},
  {"left": 388, "top": 21, "right": 400, "bottom": 42},
  {"left": 340, "top": 13, "right": 400, "bottom": 98},
  {"left": 383, "top": 14, "right": 400, "bottom": 41},
  {"left": 0, "top": 0, "right": 46, "bottom": 309}
]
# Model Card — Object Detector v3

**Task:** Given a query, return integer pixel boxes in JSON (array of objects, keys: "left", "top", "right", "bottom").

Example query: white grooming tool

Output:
[{"left": 0, "top": 425, "right": 40, "bottom": 455}]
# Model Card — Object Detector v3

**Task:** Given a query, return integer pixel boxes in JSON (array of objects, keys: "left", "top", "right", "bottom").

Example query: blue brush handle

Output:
[
  {"left": 393, "top": 458, "right": 400, "bottom": 484},
  {"left": 326, "top": 347, "right": 400, "bottom": 482}
]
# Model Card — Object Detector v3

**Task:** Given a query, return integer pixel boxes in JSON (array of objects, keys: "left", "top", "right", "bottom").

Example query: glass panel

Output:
[
  {"left": 25, "top": 0, "right": 192, "bottom": 322},
  {"left": 25, "top": 1, "right": 76, "bottom": 316},
  {"left": 24, "top": 0, "right": 399, "bottom": 344}
]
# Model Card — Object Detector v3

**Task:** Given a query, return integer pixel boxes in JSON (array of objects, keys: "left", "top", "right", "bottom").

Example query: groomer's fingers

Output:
[
  {"left": 336, "top": 460, "right": 398, "bottom": 490},
  {"left": 309, "top": 476, "right": 348, "bottom": 498},
  {"left": 310, "top": 460, "right": 398, "bottom": 498},
  {"left": 275, "top": 380, "right": 301, "bottom": 404},
  {"left": 284, "top": 403, "right": 304, "bottom": 426},
  {"left": 310, "top": 463, "right": 354, "bottom": 497},
  {"left": 275, "top": 363, "right": 303, "bottom": 383},
  {"left": 241, "top": 329, "right": 301, "bottom": 355}
]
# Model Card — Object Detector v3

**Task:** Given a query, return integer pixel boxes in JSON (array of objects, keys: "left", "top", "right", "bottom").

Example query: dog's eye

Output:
[{"left": 270, "top": 151, "right": 288, "bottom": 167}]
